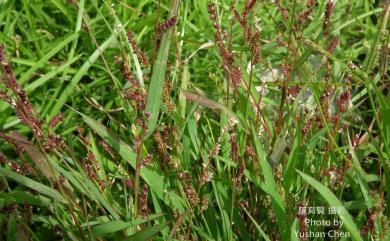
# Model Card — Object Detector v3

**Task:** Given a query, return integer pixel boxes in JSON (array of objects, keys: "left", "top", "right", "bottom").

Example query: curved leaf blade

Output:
[{"left": 297, "top": 170, "right": 363, "bottom": 241}]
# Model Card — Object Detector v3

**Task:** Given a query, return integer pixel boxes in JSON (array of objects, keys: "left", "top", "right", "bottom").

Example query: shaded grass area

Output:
[{"left": 0, "top": 0, "right": 389, "bottom": 240}]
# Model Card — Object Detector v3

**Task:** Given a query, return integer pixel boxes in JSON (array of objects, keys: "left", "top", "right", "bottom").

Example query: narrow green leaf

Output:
[
  {"left": 0, "top": 167, "right": 66, "bottom": 204},
  {"left": 145, "top": 0, "right": 181, "bottom": 137},
  {"left": 6, "top": 213, "right": 16, "bottom": 241},
  {"left": 363, "top": 4, "right": 390, "bottom": 72},
  {"left": 290, "top": 219, "right": 300, "bottom": 241},
  {"left": 50, "top": 33, "right": 117, "bottom": 118},
  {"left": 298, "top": 171, "right": 364, "bottom": 241},
  {"left": 24, "top": 55, "right": 80, "bottom": 92},
  {"left": 18, "top": 32, "right": 78, "bottom": 85},
  {"left": 82, "top": 114, "right": 186, "bottom": 212},
  {"left": 92, "top": 214, "right": 165, "bottom": 236},
  {"left": 0, "top": 191, "right": 51, "bottom": 206},
  {"left": 241, "top": 205, "right": 271, "bottom": 241},
  {"left": 212, "top": 181, "right": 233, "bottom": 241},
  {"left": 283, "top": 119, "right": 306, "bottom": 191},
  {"left": 123, "top": 223, "right": 170, "bottom": 241},
  {"left": 181, "top": 90, "right": 240, "bottom": 123},
  {"left": 252, "top": 127, "right": 289, "bottom": 241}
]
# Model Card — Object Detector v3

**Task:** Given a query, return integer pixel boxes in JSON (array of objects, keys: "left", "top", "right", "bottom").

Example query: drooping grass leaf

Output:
[
  {"left": 92, "top": 214, "right": 165, "bottom": 236},
  {"left": 50, "top": 33, "right": 117, "bottom": 118},
  {"left": 145, "top": 0, "right": 181, "bottom": 138},
  {"left": 298, "top": 171, "right": 364, "bottom": 241},
  {"left": 122, "top": 223, "right": 170, "bottom": 241},
  {"left": 82, "top": 113, "right": 186, "bottom": 212},
  {"left": 252, "top": 127, "right": 289, "bottom": 241},
  {"left": 0, "top": 167, "right": 66, "bottom": 204},
  {"left": 18, "top": 32, "right": 78, "bottom": 85}
]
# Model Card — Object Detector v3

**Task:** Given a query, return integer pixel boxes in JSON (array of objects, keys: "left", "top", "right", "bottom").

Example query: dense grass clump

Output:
[{"left": 0, "top": 0, "right": 389, "bottom": 240}]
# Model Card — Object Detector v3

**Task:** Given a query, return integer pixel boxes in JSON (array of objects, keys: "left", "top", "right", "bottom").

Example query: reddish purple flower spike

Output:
[
  {"left": 0, "top": 44, "right": 5, "bottom": 62},
  {"left": 230, "top": 133, "right": 238, "bottom": 160},
  {"left": 235, "top": 163, "right": 245, "bottom": 186},
  {"left": 125, "top": 179, "right": 134, "bottom": 190},
  {"left": 158, "top": 16, "right": 178, "bottom": 32},
  {"left": 137, "top": 154, "right": 152, "bottom": 169},
  {"left": 208, "top": 2, "right": 245, "bottom": 90},
  {"left": 0, "top": 90, "right": 12, "bottom": 104},
  {"left": 323, "top": 1, "right": 334, "bottom": 36},
  {"left": 352, "top": 134, "right": 361, "bottom": 148},
  {"left": 140, "top": 184, "right": 149, "bottom": 218},
  {"left": 302, "top": 122, "right": 311, "bottom": 136},
  {"left": 231, "top": 66, "right": 243, "bottom": 88},
  {"left": 49, "top": 112, "right": 64, "bottom": 128},
  {"left": 186, "top": 185, "right": 199, "bottom": 205},
  {"left": 249, "top": 31, "right": 261, "bottom": 64},
  {"left": 0, "top": 45, "right": 46, "bottom": 140},
  {"left": 288, "top": 86, "right": 301, "bottom": 97},
  {"left": 307, "top": 0, "right": 316, "bottom": 8},
  {"left": 207, "top": 3, "right": 216, "bottom": 15},
  {"left": 245, "top": 0, "right": 257, "bottom": 12},
  {"left": 44, "top": 135, "right": 64, "bottom": 150},
  {"left": 0, "top": 151, "right": 7, "bottom": 164},
  {"left": 99, "top": 140, "right": 116, "bottom": 158},
  {"left": 11, "top": 161, "right": 21, "bottom": 173},
  {"left": 327, "top": 37, "right": 339, "bottom": 53},
  {"left": 325, "top": 1, "right": 334, "bottom": 19},
  {"left": 337, "top": 90, "right": 350, "bottom": 113},
  {"left": 98, "top": 180, "right": 106, "bottom": 189},
  {"left": 126, "top": 31, "right": 149, "bottom": 66}
]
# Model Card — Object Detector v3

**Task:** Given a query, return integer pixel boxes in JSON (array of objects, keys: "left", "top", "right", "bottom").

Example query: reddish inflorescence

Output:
[
  {"left": 125, "top": 179, "right": 134, "bottom": 190},
  {"left": 249, "top": 31, "right": 261, "bottom": 64},
  {"left": 327, "top": 37, "right": 339, "bottom": 53},
  {"left": 323, "top": 0, "right": 334, "bottom": 37},
  {"left": 43, "top": 135, "right": 64, "bottom": 150},
  {"left": 158, "top": 16, "right": 178, "bottom": 32},
  {"left": 186, "top": 185, "right": 199, "bottom": 206},
  {"left": 1, "top": 44, "right": 67, "bottom": 153},
  {"left": 230, "top": 133, "right": 238, "bottom": 161},
  {"left": 235, "top": 163, "right": 245, "bottom": 187},
  {"left": 208, "top": 3, "right": 243, "bottom": 90},
  {"left": 0, "top": 151, "right": 7, "bottom": 164},
  {"left": 126, "top": 31, "right": 149, "bottom": 66},
  {"left": 137, "top": 154, "right": 152, "bottom": 169},
  {"left": 140, "top": 184, "right": 149, "bottom": 218},
  {"left": 337, "top": 90, "right": 351, "bottom": 113},
  {"left": 99, "top": 140, "right": 116, "bottom": 159},
  {"left": 116, "top": 56, "right": 147, "bottom": 111},
  {"left": 155, "top": 16, "right": 178, "bottom": 48},
  {"left": 49, "top": 112, "right": 65, "bottom": 129},
  {"left": 232, "top": 0, "right": 258, "bottom": 29},
  {"left": 297, "top": 203, "right": 308, "bottom": 241}
]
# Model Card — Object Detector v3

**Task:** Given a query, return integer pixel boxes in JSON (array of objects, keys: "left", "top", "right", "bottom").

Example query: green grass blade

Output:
[
  {"left": 0, "top": 167, "right": 66, "bottom": 204},
  {"left": 122, "top": 223, "right": 170, "bottom": 241},
  {"left": 18, "top": 32, "right": 78, "bottom": 85},
  {"left": 82, "top": 114, "right": 186, "bottom": 212},
  {"left": 241, "top": 205, "right": 271, "bottom": 241},
  {"left": 24, "top": 55, "right": 80, "bottom": 92},
  {"left": 145, "top": 0, "right": 181, "bottom": 138},
  {"left": 0, "top": 191, "right": 51, "bottom": 206},
  {"left": 297, "top": 171, "right": 364, "bottom": 241},
  {"left": 363, "top": 4, "right": 390, "bottom": 72},
  {"left": 92, "top": 214, "right": 165, "bottom": 236},
  {"left": 49, "top": 33, "right": 117, "bottom": 118},
  {"left": 6, "top": 213, "right": 16, "bottom": 241},
  {"left": 252, "top": 127, "right": 289, "bottom": 241}
]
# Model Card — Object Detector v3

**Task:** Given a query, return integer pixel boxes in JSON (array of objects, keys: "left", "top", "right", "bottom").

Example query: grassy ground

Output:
[{"left": 0, "top": 0, "right": 389, "bottom": 240}]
